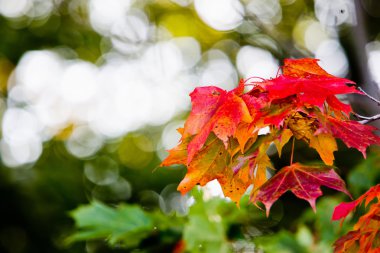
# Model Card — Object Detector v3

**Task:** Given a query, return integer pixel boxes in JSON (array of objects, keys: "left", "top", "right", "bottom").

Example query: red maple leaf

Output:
[
  {"left": 184, "top": 82, "right": 252, "bottom": 164},
  {"left": 182, "top": 86, "right": 226, "bottom": 137},
  {"left": 332, "top": 184, "right": 380, "bottom": 221},
  {"left": 327, "top": 118, "right": 380, "bottom": 158},
  {"left": 252, "top": 163, "right": 350, "bottom": 216},
  {"left": 260, "top": 58, "right": 360, "bottom": 109},
  {"left": 326, "top": 95, "right": 352, "bottom": 116}
]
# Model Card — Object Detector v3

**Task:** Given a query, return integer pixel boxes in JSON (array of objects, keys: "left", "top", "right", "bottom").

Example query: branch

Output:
[
  {"left": 352, "top": 87, "right": 380, "bottom": 124},
  {"left": 354, "top": 113, "right": 380, "bottom": 124},
  {"left": 358, "top": 114, "right": 380, "bottom": 124},
  {"left": 357, "top": 86, "right": 380, "bottom": 106}
]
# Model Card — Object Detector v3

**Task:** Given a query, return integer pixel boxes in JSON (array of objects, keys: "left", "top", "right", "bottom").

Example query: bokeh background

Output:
[{"left": 0, "top": 0, "right": 379, "bottom": 252}]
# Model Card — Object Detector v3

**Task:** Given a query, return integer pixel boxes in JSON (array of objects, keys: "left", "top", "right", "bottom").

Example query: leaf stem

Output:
[{"left": 290, "top": 137, "right": 295, "bottom": 165}]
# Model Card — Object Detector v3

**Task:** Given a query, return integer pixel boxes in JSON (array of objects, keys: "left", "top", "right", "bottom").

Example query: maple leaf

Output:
[
  {"left": 260, "top": 58, "right": 360, "bottom": 108},
  {"left": 251, "top": 145, "right": 273, "bottom": 190},
  {"left": 333, "top": 203, "right": 380, "bottom": 253},
  {"left": 183, "top": 86, "right": 226, "bottom": 137},
  {"left": 161, "top": 129, "right": 190, "bottom": 167},
  {"left": 252, "top": 163, "right": 350, "bottom": 216},
  {"left": 326, "top": 95, "right": 352, "bottom": 116},
  {"left": 231, "top": 137, "right": 275, "bottom": 191},
  {"left": 332, "top": 185, "right": 380, "bottom": 253},
  {"left": 282, "top": 58, "right": 333, "bottom": 78},
  {"left": 282, "top": 58, "right": 360, "bottom": 113},
  {"left": 176, "top": 134, "right": 227, "bottom": 194},
  {"left": 181, "top": 78, "right": 248, "bottom": 137},
  {"left": 185, "top": 85, "right": 252, "bottom": 164},
  {"left": 309, "top": 133, "right": 337, "bottom": 166},
  {"left": 287, "top": 111, "right": 318, "bottom": 142},
  {"left": 332, "top": 184, "right": 380, "bottom": 222},
  {"left": 241, "top": 87, "right": 270, "bottom": 123},
  {"left": 285, "top": 111, "right": 338, "bottom": 165},
  {"left": 333, "top": 226, "right": 380, "bottom": 253},
  {"left": 273, "top": 128, "right": 293, "bottom": 157},
  {"left": 176, "top": 134, "right": 252, "bottom": 204},
  {"left": 327, "top": 117, "right": 380, "bottom": 158},
  {"left": 164, "top": 132, "right": 275, "bottom": 204},
  {"left": 234, "top": 122, "right": 258, "bottom": 153}
]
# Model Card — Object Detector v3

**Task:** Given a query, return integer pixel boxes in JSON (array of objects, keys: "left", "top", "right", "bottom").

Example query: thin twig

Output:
[
  {"left": 357, "top": 86, "right": 380, "bottom": 106},
  {"left": 353, "top": 112, "right": 372, "bottom": 120},
  {"left": 358, "top": 114, "right": 380, "bottom": 124},
  {"left": 353, "top": 87, "right": 380, "bottom": 123}
]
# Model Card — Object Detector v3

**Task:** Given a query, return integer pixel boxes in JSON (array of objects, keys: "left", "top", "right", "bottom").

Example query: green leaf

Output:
[
  {"left": 183, "top": 189, "right": 231, "bottom": 253},
  {"left": 66, "top": 201, "right": 153, "bottom": 248},
  {"left": 348, "top": 151, "right": 380, "bottom": 197},
  {"left": 300, "top": 197, "right": 352, "bottom": 244},
  {"left": 254, "top": 230, "right": 309, "bottom": 253}
]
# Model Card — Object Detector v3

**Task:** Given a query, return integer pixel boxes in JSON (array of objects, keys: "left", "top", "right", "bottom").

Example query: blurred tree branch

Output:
[{"left": 339, "top": 0, "right": 380, "bottom": 129}]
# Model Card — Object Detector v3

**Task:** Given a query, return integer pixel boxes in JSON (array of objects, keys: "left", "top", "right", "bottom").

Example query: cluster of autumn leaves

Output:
[
  {"left": 332, "top": 184, "right": 380, "bottom": 252},
  {"left": 161, "top": 59, "right": 380, "bottom": 252}
]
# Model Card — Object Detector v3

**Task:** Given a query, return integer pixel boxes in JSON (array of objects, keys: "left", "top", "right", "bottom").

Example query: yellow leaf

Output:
[
  {"left": 252, "top": 144, "right": 274, "bottom": 190},
  {"left": 309, "top": 133, "right": 337, "bottom": 166},
  {"left": 218, "top": 166, "right": 251, "bottom": 205},
  {"left": 235, "top": 123, "right": 258, "bottom": 153},
  {"left": 287, "top": 112, "right": 317, "bottom": 141},
  {"left": 177, "top": 135, "right": 227, "bottom": 195},
  {"left": 274, "top": 129, "right": 293, "bottom": 157}
]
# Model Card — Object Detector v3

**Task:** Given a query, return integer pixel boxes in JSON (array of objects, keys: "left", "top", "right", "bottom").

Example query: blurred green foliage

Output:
[
  {"left": 67, "top": 202, "right": 154, "bottom": 247},
  {"left": 67, "top": 189, "right": 284, "bottom": 252},
  {"left": 347, "top": 150, "right": 380, "bottom": 197}
]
